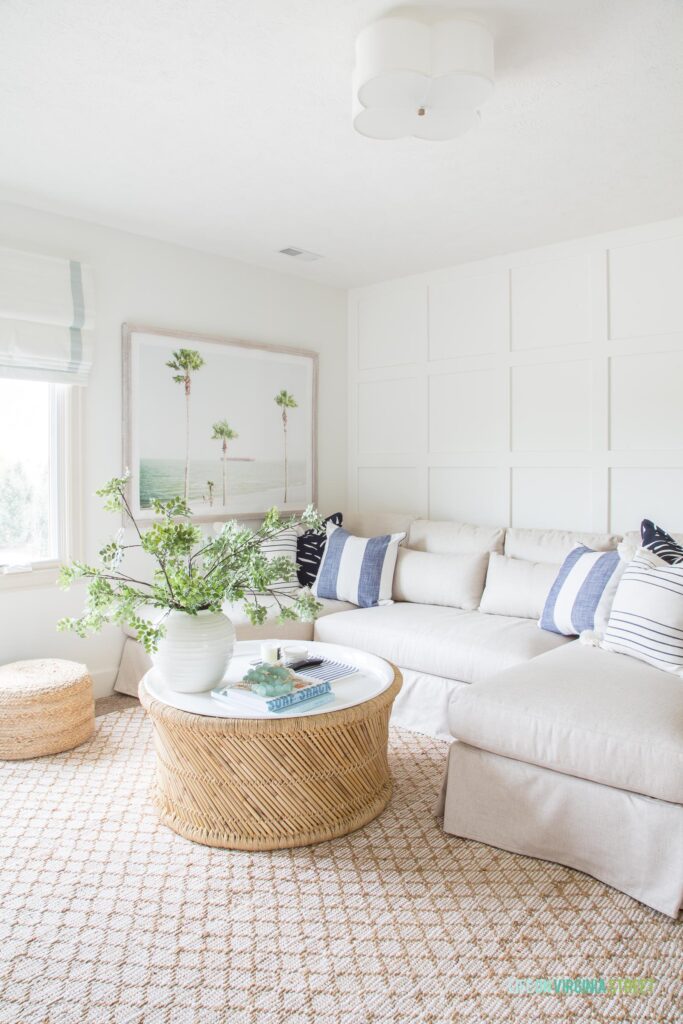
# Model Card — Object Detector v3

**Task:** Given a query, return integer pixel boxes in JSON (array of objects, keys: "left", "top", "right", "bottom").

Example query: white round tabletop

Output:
[{"left": 142, "top": 639, "right": 396, "bottom": 720}]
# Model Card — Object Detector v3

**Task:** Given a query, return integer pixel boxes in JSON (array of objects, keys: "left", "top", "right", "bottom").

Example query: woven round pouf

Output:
[{"left": 0, "top": 659, "right": 95, "bottom": 760}]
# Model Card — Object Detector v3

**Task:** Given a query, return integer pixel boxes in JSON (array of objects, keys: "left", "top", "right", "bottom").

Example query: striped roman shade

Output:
[
  {"left": 0, "top": 245, "right": 95, "bottom": 384},
  {"left": 312, "top": 524, "right": 405, "bottom": 608},
  {"left": 600, "top": 548, "right": 683, "bottom": 675},
  {"left": 539, "top": 545, "right": 625, "bottom": 636}
]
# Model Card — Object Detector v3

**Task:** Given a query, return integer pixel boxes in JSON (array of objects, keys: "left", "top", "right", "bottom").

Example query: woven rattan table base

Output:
[{"left": 139, "top": 667, "right": 402, "bottom": 850}]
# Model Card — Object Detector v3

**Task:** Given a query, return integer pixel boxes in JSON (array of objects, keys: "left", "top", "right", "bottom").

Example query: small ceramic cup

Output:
[{"left": 283, "top": 644, "right": 308, "bottom": 664}]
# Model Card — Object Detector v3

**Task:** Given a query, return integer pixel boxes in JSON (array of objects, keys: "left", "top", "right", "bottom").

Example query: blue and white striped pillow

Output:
[
  {"left": 312, "top": 524, "right": 405, "bottom": 608},
  {"left": 539, "top": 545, "right": 625, "bottom": 636}
]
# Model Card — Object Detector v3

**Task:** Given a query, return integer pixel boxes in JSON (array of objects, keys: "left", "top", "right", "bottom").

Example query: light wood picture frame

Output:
[{"left": 122, "top": 324, "right": 318, "bottom": 521}]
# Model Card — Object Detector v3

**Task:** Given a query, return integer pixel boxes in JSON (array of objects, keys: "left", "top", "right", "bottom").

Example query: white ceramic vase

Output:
[{"left": 151, "top": 610, "right": 235, "bottom": 693}]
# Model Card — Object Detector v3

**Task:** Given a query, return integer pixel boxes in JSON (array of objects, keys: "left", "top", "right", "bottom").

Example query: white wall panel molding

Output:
[
  {"left": 358, "top": 376, "right": 422, "bottom": 455},
  {"left": 357, "top": 282, "right": 428, "bottom": 370},
  {"left": 357, "top": 466, "right": 423, "bottom": 515},
  {"left": 608, "top": 234, "right": 683, "bottom": 340},
  {"left": 429, "top": 270, "right": 509, "bottom": 360},
  {"left": 429, "top": 368, "right": 508, "bottom": 454},
  {"left": 512, "top": 467, "right": 595, "bottom": 532},
  {"left": 511, "top": 255, "right": 592, "bottom": 352},
  {"left": 349, "top": 216, "right": 683, "bottom": 532},
  {"left": 429, "top": 466, "right": 509, "bottom": 527},
  {"left": 511, "top": 359, "right": 593, "bottom": 453}
]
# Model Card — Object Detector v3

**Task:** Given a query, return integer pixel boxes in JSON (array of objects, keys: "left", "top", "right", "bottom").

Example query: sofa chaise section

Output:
[{"left": 439, "top": 642, "right": 683, "bottom": 917}]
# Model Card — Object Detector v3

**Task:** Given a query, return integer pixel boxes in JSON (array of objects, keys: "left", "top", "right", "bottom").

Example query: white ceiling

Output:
[{"left": 1, "top": 0, "right": 682, "bottom": 287}]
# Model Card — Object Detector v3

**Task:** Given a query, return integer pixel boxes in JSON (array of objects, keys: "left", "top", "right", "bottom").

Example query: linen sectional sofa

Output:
[
  {"left": 114, "top": 513, "right": 683, "bottom": 917},
  {"left": 116, "top": 511, "right": 587, "bottom": 735}
]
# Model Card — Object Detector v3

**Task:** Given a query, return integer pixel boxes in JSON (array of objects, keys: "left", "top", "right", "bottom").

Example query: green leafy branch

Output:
[{"left": 57, "top": 474, "right": 323, "bottom": 653}]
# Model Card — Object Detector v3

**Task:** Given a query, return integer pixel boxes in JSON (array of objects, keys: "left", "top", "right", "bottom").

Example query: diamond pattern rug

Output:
[{"left": 0, "top": 707, "right": 680, "bottom": 1023}]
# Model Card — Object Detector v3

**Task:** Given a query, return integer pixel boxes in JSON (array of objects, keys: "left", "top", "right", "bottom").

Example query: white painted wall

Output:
[
  {"left": 0, "top": 202, "right": 347, "bottom": 696},
  {"left": 348, "top": 216, "right": 683, "bottom": 536}
]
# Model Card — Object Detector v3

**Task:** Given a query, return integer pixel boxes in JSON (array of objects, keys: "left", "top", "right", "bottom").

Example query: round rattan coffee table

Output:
[{"left": 139, "top": 641, "right": 402, "bottom": 851}]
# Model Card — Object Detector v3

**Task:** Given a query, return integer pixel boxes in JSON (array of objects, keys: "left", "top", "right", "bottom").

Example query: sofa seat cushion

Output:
[
  {"left": 314, "top": 603, "right": 571, "bottom": 683},
  {"left": 448, "top": 643, "right": 683, "bottom": 804}
]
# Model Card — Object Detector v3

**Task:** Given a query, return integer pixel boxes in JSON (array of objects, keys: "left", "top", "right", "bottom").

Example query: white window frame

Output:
[{"left": 0, "top": 383, "right": 83, "bottom": 590}]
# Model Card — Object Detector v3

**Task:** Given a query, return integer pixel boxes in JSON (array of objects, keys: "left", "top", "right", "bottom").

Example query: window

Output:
[{"left": 0, "top": 378, "right": 81, "bottom": 582}]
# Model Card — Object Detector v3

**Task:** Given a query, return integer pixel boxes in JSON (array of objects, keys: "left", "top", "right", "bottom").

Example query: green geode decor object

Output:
[{"left": 243, "top": 664, "right": 294, "bottom": 697}]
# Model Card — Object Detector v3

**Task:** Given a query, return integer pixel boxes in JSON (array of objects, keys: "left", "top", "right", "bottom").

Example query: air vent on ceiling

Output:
[{"left": 278, "top": 247, "right": 322, "bottom": 262}]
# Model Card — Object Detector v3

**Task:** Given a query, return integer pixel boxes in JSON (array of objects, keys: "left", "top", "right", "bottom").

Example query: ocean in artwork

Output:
[{"left": 139, "top": 458, "right": 307, "bottom": 510}]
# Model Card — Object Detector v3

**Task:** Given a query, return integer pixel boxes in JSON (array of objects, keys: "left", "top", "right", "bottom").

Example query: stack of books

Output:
[{"left": 211, "top": 658, "right": 357, "bottom": 714}]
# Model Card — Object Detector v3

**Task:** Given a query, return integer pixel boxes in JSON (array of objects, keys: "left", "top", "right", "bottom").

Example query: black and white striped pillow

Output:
[
  {"left": 641, "top": 519, "right": 683, "bottom": 565},
  {"left": 296, "top": 513, "right": 343, "bottom": 587},
  {"left": 601, "top": 548, "right": 683, "bottom": 675},
  {"left": 261, "top": 527, "right": 300, "bottom": 594}
]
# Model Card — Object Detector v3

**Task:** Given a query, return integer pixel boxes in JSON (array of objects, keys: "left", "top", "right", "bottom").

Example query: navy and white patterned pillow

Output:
[
  {"left": 640, "top": 519, "right": 683, "bottom": 565},
  {"left": 296, "top": 513, "right": 343, "bottom": 586}
]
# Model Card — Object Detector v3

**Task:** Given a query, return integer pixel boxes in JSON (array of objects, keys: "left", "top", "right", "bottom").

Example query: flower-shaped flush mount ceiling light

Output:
[{"left": 353, "top": 14, "right": 494, "bottom": 140}]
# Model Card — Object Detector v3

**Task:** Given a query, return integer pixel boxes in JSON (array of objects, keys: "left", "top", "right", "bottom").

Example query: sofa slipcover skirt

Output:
[{"left": 437, "top": 742, "right": 683, "bottom": 918}]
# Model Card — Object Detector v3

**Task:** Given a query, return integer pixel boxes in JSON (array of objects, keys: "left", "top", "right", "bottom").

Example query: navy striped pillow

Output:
[
  {"left": 296, "top": 513, "right": 343, "bottom": 587},
  {"left": 640, "top": 519, "right": 683, "bottom": 565}
]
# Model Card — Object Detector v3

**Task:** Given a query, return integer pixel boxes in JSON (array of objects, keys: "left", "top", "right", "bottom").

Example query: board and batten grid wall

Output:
[{"left": 348, "top": 216, "right": 683, "bottom": 534}]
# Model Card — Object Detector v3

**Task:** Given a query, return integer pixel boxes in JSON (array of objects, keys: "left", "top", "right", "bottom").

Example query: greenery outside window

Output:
[{"left": 0, "top": 378, "right": 82, "bottom": 587}]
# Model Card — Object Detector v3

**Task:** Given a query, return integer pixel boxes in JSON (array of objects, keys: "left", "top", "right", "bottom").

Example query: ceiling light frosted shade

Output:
[
  {"left": 353, "top": 15, "right": 494, "bottom": 141},
  {"left": 430, "top": 19, "right": 494, "bottom": 109},
  {"left": 355, "top": 18, "right": 430, "bottom": 109}
]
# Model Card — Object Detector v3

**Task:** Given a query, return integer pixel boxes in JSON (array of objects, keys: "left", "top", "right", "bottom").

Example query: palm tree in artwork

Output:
[
  {"left": 274, "top": 390, "right": 297, "bottom": 504},
  {"left": 211, "top": 420, "right": 239, "bottom": 506},
  {"left": 166, "top": 348, "right": 205, "bottom": 502}
]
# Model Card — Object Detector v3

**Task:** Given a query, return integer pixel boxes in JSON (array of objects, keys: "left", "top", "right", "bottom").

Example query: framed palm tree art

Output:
[{"left": 122, "top": 324, "right": 317, "bottom": 521}]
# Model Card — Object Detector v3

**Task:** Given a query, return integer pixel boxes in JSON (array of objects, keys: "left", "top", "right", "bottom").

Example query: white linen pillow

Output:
[
  {"left": 312, "top": 523, "right": 405, "bottom": 608},
  {"left": 392, "top": 548, "right": 488, "bottom": 610},
  {"left": 597, "top": 548, "right": 683, "bottom": 675},
  {"left": 479, "top": 553, "right": 559, "bottom": 620}
]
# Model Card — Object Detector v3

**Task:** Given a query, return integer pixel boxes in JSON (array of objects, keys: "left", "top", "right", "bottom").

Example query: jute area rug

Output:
[{"left": 0, "top": 707, "right": 680, "bottom": 1024}]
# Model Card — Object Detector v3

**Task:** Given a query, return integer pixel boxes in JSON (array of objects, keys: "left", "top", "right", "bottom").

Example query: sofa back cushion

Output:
[
  {"left": 407, "top": 519, "right": 505, "bottom": 555},
  {"left": 393, "top": 548, "right": 489, "bottom": 610},
  {"left": 479, "top": 552, "right": 559, "bottom": 619},
  {"left": 343, "top": 511, "right": 417, "bottom": 539},
  {"left": 504, "top": 527, "right": 620, "bottom": 564}
]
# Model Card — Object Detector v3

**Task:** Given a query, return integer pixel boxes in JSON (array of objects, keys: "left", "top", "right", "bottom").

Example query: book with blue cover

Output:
[{"left": 212, "top": 678, "right": 333, "bottom": 714}]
